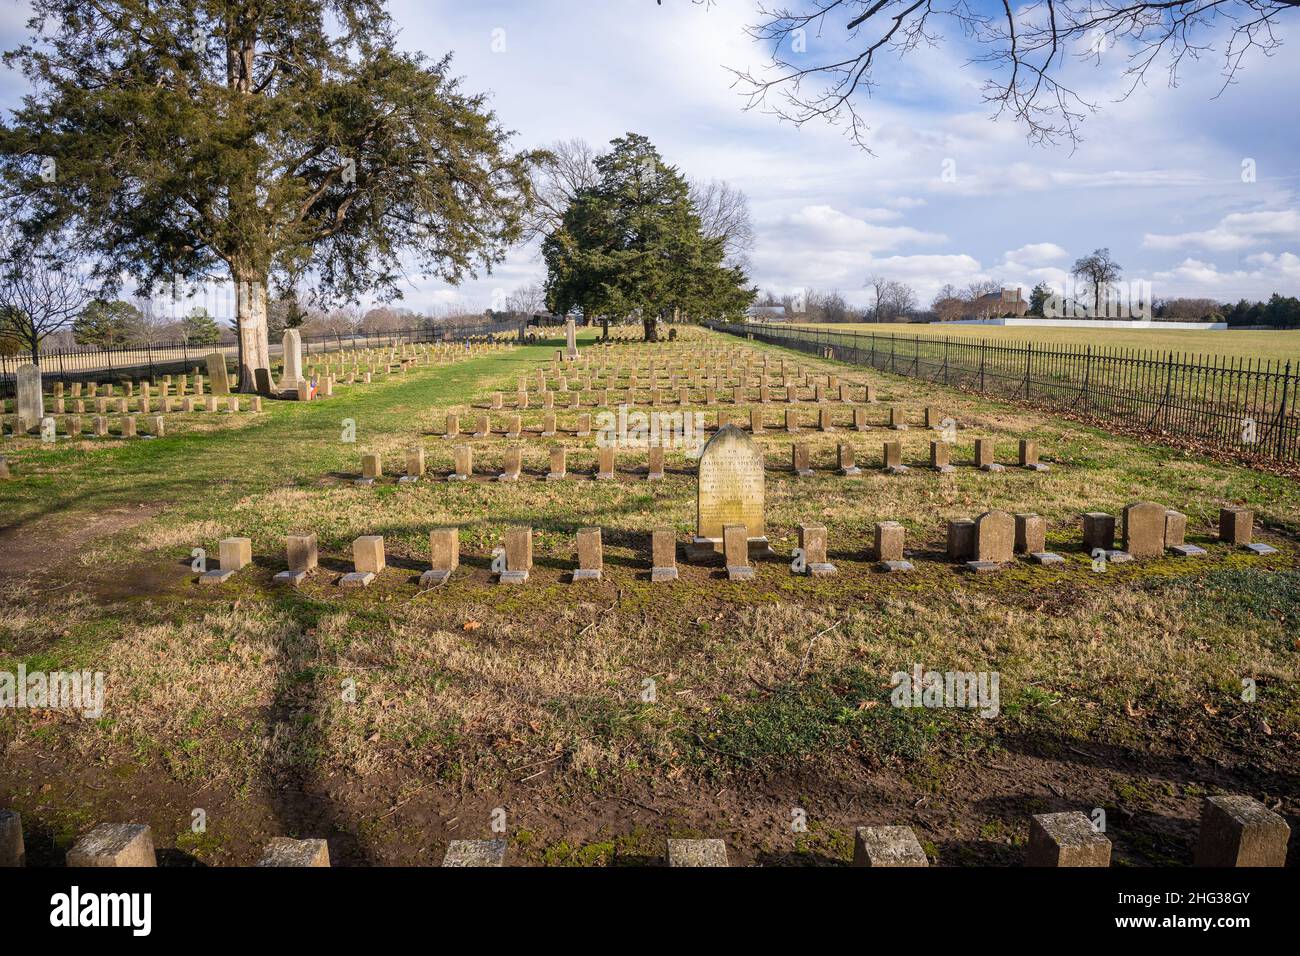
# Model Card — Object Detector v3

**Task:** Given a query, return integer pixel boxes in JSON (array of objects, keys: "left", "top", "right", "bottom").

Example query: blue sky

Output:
[{"left": 3, "top": 0, "right": 1298, "bottom": 313}]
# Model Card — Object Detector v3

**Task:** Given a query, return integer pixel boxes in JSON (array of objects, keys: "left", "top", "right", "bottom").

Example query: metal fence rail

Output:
[
  {"left": 0, "top": 320, "right": 516, "bottom": 394},
  {"left": 709, "top": 321, "right": 1299, "bottom": 466}
]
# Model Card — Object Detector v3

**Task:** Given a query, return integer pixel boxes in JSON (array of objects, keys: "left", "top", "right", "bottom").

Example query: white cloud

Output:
[{"left": 1143, "top": 210, "right": 1300, "bottom": 251}]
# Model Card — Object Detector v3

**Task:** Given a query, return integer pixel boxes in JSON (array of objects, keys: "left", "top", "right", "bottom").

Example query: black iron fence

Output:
[
  {"left": 710, "top": 321, "right": 1299, "bottom": 466},
  {"left": 0, "top": 319, "right": 518, "bottom": 395}
]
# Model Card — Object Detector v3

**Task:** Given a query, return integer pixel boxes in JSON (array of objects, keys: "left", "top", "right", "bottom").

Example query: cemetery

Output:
[
  {"left": 0, "top": 0, "right": 1296, "bottom": 903},
  {"left": 0, "top": 324, "right": 1295, "bottom": 868}
]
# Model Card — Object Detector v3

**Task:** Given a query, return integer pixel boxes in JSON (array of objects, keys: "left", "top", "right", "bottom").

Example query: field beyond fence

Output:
[
  {"left": 712, "top": 321, "right": 1300, "bottom": 467},
  {"left": 0, "top": 319, "right": 520, "bottom": 394}
]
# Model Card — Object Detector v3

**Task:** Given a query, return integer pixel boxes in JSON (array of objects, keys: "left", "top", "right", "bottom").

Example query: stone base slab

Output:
[
  {"left": 340, "top": 571, "right": 375, "bottom": 588},
  {"left": 651, "top": 567, "right": 678, "bottom": 583}
]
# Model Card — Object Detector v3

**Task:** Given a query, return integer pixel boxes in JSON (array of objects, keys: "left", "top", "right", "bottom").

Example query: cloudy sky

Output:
[{"left": 2, "top": 0, "right": 1298, "bottom": 313}]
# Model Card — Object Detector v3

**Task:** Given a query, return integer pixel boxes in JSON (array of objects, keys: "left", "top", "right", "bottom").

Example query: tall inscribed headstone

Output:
[
  {"left": 205, "top": 352, "right": 231, "bottom": 396},
  {"left": 564, "top": 317, "right": 578, "bottom": 361},
  {"left": 281, "top": 329, "right": 303, "bottom": 390},
  {"left": 693, "top": 423, "right": 768, "bottom": 558},
  {"left": 16, "top": 363, "right": 43, "bottom": 430}
]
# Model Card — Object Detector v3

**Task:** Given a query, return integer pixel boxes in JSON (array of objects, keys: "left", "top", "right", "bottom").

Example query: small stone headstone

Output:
[
  {"left": 1082, "top": 512, "right": 1116, "bottom": 552},
  {"left": 837, "top": 443, "right": 860, "bottom": 476},
  {"left": 442, "top": 839, "right": 507, "bottom": 867},
  {"left": 799, "top": 524, "right": 835, "bottom": 577},
  {"left": 547, "top": 446, "right": 567, "bottom": 481},
  {"left": 342, "top": 535, "right": 384, "bottom": 587},
  {"left": 205, "top": 352, "right": 231, "bottom": 396},
  {"left": 1122, "top": 501, "right": 1167, "bottom": 559},
  {"left": 667, "top": 839, "right": 729, "bottom": 867},
  {"left": 450, "top": 444, "right": 472, "bottom": 481},
  {"left": 930, "top": 439, "right": 954, "bottom": 473},
  {"left": 969, "top": 510, "right": 1014, "bottom": 570},
  {"left": 500, "top": 527, "right": 532, "bottom": 584},
  {"left": 882, "top": 441, "right": 907, "bottom": 474},
  {"left": 1027, "top": 812, "right": 1111, "bottom": 867},
  {"left": 946, "top": 519, "right": 976, "bottom": 561},
  {"left": 66, "top": 823, "right": 156, "bottom": 867},
  {"left": 1019, "top": 438, "right": 1048, "bottom": 471},
  {"left": 853, "top": 826, "right": 928, "bottom": 867},
  {"left": 1194, "top": 795, "right": 1290, "bottom": 867},
  {"left": 975, "top": 438, "right": 1002, "bottom": 471},
  {"left": 275, "top": 534, "right": 319, "bottom": 586},
  {"left": 574, "top": 527, "right": 602, "bottom": 581},
  {"left": 792, "top": 442, "right": 813, "bottom": 477},
  {"left": 421, "top": 528, "right": 460, "bottom": 587},
  {"left": 596, "top": 445, "right": 615, "bottom": 480},
  {"left": 723, "top": 524, "right": 754, "bottom": 581},
  {"left": 875, "top": 521, "right": 909, "bottom": 571},
  {"left": 499, "top": 446, "right": 522, "bottom": 482},
  {"left": 651, "top": 528, "right": 678, "bottom": 583},
  {"left": 1218, "top": 507, "right": 1252, "bottom": 545},
  {"left": 257, "top": 838, "right": 330, "bottom": 867}
]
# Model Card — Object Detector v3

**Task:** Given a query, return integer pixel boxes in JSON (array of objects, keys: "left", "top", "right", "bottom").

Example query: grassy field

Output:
[
  {"left": 791, "top": 322, "right": 1300, "bottom": 364},
  {"left": 1, "top": 328, "right": 1296, "bottom": 866}
]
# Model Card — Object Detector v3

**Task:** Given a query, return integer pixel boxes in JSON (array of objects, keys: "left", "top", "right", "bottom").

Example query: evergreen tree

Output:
[
  {"left": 543, "top": 134, "right": 753, "bottom": 341},
  {"left": 1028, "top": 282, "right": 1052, "bottom": 317},
  {"left": 73, "top": 299, "right": 141, "bottom": 348},
  {"left": 1, "top": 1, "right": 538, "bottom": 390},
  {"left": 182, "top": 308, "right": 221, "bottom": 346}
]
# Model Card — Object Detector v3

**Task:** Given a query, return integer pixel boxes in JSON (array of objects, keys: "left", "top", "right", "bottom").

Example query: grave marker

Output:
[
  {"left": 798, "top": 524, "right": 835, "bottom": 577},
  {"left": 342, "top": 535, "right": 384, "bottom": 587},
  {"left": 274, "top": 534, "right": 319, "bottom": 586},
  {"left": 421, "top": 528, "right": 459, "bottom": 587},
  {"left": 574, "top": 527, "right": 603, "bottom": 581},
  {"left": 651, "top": 528, "right": 678, "bottom": 582},
  {"left": 1122, "top": 501, "right": 1167, "bottom": 559},
  {"left": 723, "top": 524, "right": 754, "bottom": 581},
  {"left": 875, "top": 521, "right": 911, "bottom": 571},
  {"left": 500, "top": 527, "right": 532, "bottom": 584}
]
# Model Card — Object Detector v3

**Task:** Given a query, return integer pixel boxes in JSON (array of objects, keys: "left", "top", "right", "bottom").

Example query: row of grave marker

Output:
[
  {"left": 193, "top": 504, "right": 1273, "bottom": 590},
  {"left": 2, "top": 794, "right": 1286, "bottom": 866},
  {"left": 350, "top": 440, "right": 1046, "bottom": 485}
]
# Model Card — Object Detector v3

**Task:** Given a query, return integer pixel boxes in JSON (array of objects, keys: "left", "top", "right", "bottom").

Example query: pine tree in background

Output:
[
  {"left": 543, "top": 134, "right": 754, "bottom": 341},
  {"left": 1, "top": 1, "right": 538, "bottom": 390}
]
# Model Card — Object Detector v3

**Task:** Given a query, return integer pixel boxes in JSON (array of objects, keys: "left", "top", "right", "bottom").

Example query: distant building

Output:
[{"left": 969, "top": 288, "right": 1028, "bottom": 319}]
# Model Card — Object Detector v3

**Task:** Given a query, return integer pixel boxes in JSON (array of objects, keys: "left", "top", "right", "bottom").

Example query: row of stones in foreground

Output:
[
  {"left": 191, "top": 502, "right": 1275, "bottom": 589},
  {"left": 1, "top": 796, "right": 1288, "bottom": 867}
]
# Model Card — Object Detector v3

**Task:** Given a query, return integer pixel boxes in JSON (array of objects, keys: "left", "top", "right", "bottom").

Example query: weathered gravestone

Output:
[
  {"left": 968, "top": 510, "right": 1014, "bottom": 571},
  {"left": 1122, "top": 501, "right": 1167, "bottom": 559},
  {"left": 281, "top": 329, "right": 303, "bottom": 390},
  {"left": 693, "top": 424, "right": 768, "bottom": 559},
  {"left": 205, "top": 352, "right": 231, "bottom": 396},
  {"left": 16, "top": 364, "right": 42, "bottom": 431},
  {"left": 651, "top": 528, "right": 678, "bottom": 583},
  {"left": 274, "top": 534, "right": 319, "bottom": 586},
  {"left": 574, "top": 527, "right": 602, "bottom": 581},
  {"left": 565, "top": 317, "right": 579, "bottom": 360},
  {"left": 422, "top": 528, "right": 459, "bottom": 587}
]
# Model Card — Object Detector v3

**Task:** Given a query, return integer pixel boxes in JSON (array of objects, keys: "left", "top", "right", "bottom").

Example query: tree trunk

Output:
[{"left": 234, "top": 271, "right": 270, "bottom": 392}]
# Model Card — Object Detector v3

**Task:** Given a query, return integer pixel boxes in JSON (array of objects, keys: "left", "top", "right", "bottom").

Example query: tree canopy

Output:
[
  {"left": 542, "top": 134, "right": 754, "bottom": 340},
  {"left": 1, "top": 0, "right": 539, "bottom": 389}
]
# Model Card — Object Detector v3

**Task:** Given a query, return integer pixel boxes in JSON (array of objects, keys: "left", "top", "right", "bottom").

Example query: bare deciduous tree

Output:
[
  {"left": 525, "top": 138, "right": 601, "bottom": 242},
  {"left": 719, "top": 1, "right": 1296, "bottom": 150},
  {"left": 689, "top": 178, "right": 756, "bottom": 271},
  {"left": 505, "top": 282, "right": 547, "bottom": 316},
  {"left": 1072, "top": 247, "right": 1123, "bottom": 310},
  {"left": 0, "top": 227, "right": 91, "bottom": 363}
]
